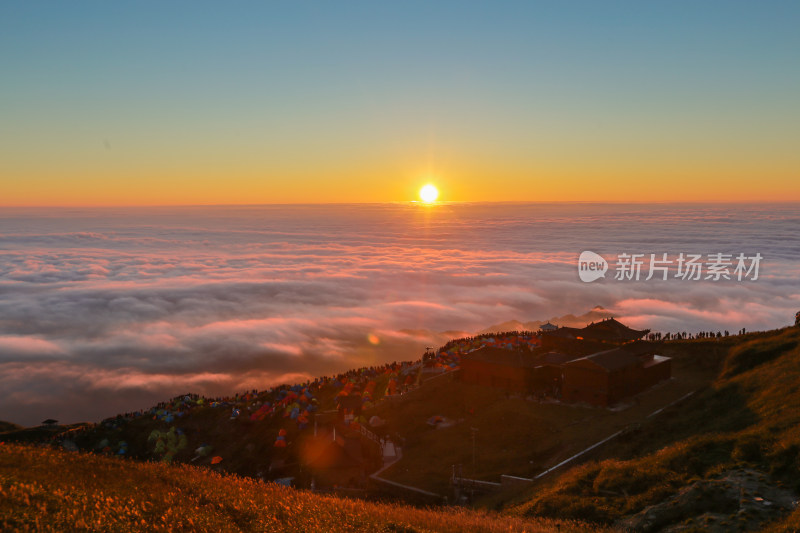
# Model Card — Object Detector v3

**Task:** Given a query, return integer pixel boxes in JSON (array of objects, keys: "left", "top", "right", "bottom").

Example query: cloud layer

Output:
[{"left": 1, "top": 203, "right": 798, "bottom": 425}]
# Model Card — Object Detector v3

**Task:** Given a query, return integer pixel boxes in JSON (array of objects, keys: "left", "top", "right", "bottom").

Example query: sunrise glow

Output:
[
  {"left": 419, "top": 184, "right": 439, "bottom": 203},
  {"left": 1, "top": 4, "right": 798, "bottom": 206}
]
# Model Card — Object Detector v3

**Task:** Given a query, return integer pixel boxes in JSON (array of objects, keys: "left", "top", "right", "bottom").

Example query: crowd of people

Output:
[{"left": 646, "top": 328, "right": 754, "bottom": 341}]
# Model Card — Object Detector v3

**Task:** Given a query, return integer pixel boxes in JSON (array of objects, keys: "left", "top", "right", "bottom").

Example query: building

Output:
[
  {"left": 639, "top": 353, "right": 672, "bottom": 389},
  {"left": 561, "top": 342, "right": 672, "bottom": 406},
  {"left": 460, "top": 347, "right": 540, "bottom": 392},
  {"left": 529, "top": 352, "right": 578, "bottom": 397},
  {"left": 460, "top": 347, "right": 583, "bottom": 395},
  {"left": 578, "top": 318, "right": 651, "bottom": 343},
  {"left": 542, "top": 317, "right": 649, "bottom": 343},
  {"left": 562, "top": 348, "right": 643, "bottom": 406},
  {"left": 460, "top": 320, "right": 670, "bottom": 406},
  {"left": 540, "top": 317, "right": 650, "bottom": 354}
]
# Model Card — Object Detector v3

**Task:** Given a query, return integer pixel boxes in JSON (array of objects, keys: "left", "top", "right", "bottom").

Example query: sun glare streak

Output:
[{"left": 419, "top": 184, "right": 439, "bottom": 203}]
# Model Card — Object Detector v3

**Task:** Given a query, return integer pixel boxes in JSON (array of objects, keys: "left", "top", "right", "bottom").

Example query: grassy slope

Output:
[
  {"left": 0, "top": 422, "right": 23, "bottom": 433},
  {"left": 0, "top": 443, "right": 604, "bottom": 533},
  {"left": 5, "top": 328, "right": 799, "bottom": 529},
  {"left": 0, "top": 423, "right": 96, "bottom": 451},
  {"left": 503, "top": 327, "right": 800, "bottom": 531}
]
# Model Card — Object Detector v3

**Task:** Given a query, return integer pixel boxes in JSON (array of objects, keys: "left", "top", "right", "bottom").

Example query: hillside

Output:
[
  {"left": 0, "top": 421, "right": 22, "bottom": 433},
  {"left": 4, "top": 325, "right": 800, "bottom": 530},
  {"left": 0, "top": 363, "right": 410, "bottom": 485},
  {"left": 502, "top": 327, "right": 800, "bottom": 531},
  {"left": 0, "top": 443, "right": 602, "bottom": 532}
]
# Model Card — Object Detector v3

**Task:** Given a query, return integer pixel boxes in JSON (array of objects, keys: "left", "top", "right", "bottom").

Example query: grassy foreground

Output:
[{"left": 0, "top": 443, "right": 603, "bottom": 532}]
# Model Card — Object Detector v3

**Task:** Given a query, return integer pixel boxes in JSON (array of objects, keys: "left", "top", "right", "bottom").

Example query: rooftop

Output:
[{"left": 462, "top": 346, "right": 540, "bottom": 368}]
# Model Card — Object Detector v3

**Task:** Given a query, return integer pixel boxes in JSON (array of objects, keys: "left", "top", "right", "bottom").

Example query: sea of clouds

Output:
[{"left": 1, "top": 203, "right": 798, "bottom": 425}]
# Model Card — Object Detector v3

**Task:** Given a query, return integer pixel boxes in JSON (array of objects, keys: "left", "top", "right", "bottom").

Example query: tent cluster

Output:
[
  {"left": 192, "top": 444, "right": 213, "bottom": 461},
  {"left": 276, "top": 387, "right": 317, "bottom": 429},
  {"left": 386, "top": 362, "right": 420, "bottom": 396},
  {"left": 335, "top": 384, "right": 369, "bottom": 428},
  {"left": 428, "top": 349, "right": 461, "bottom": 371},
  {"left": 94, "top": 437, "right": 127, "bottom": 455},
  {"left": 99, "top": 418, "right": 128, "bottom": 431},
  {"left": 441, "top": 331, "right": 540, "bottom": 355},
  {"left": 148, "top": 394, "right": 208, "bottom": 424},
  {"left": 330, "top": 362, "right": 418, "bottom": 429},
  {"left": 214, "top": 385, "right": 321, "bottom": 431},
  {"left": 274, "top": 428, "right": 288, "bottom": 448},
  {"left": 384, "top": 370, "right": 418, "bottom": 396},
  {"left": 79, "top": 334, "right": 550, "bottom": 475},
  {"left": 207, "top": 385, "right": 322, "bottom": 443},
  {"left": 249, "top": 402, "right": 272, "bottom": 421},
  {"left": 148, "top": 427, "right": 188, "bottom": 463},
  {"left": 429, "top": 331, "right": 542, "bottom": 371},
  {"left": 88, "top": 332, "right": 539, "bottom": 446},
  {"left": 426, "top": 415, "right": 445, "bottom": 426},
  {"left": 91, "top": 360, "right": 419, "bottom": 443}
]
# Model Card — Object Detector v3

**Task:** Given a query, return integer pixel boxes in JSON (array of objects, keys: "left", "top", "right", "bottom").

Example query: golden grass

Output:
[{"left": 0, "top": 443, "right": 605, "bottom": 532}]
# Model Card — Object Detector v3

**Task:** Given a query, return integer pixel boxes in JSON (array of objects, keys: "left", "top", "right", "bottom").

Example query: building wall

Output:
[
  {"left": 531, "top": 365, "right": 563, "bottom": 395},
  {"left": 463, "top": 352, "right": 671, "bottom": 404},
  {"left": 606, "top": 365, "right": 644, "bottom": 404},
  {"left": 563, "top": 362, "right": 610, "bottom": 406},
  {"left": 460, "top": 359, "right": 528, "bottom": 392},
  {"left": 642, "top": 359, "right": 671, "bottom": 388},
  {"left": 564, "top": 357, "right": 671, "bottom": 406}
]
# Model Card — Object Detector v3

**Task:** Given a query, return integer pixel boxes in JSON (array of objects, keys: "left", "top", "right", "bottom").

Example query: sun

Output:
[{"left": 419, "top": 184, "right": 439, "bottom": 203}]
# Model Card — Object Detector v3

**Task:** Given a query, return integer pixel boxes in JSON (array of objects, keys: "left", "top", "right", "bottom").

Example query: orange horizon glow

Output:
[
  {"left": 3, "top": 4, "right": 799, "bottom": 208},
  {"left": 3, "top": 166, "right": 800, "bottom": 207}
]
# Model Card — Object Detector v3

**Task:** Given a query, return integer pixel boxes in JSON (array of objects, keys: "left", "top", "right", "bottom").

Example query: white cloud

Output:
[{"left": 0, "top": 204, "right": 797, "bottom": 425}]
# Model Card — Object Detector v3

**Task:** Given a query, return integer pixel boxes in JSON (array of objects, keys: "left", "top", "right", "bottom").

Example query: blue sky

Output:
[{"left": 2, "top": 1, "right": 799, "bottom": 204}]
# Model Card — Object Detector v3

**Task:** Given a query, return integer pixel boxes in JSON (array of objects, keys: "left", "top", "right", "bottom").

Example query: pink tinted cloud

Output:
[
  {"left": 1, "top": 204, "right": 798, "bottom": 425},
  {"left": 613, "top": 297, "right": 785, "bottom": 331},
  {"left": 0, "top": 336, "right": 64, "bottom": 355}
]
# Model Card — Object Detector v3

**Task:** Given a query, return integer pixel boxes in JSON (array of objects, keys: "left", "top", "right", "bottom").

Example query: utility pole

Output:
[
  {"left": 470, "top": 427, "right": 478, "bottom": 477},
  {"left": 469, "top": 427, "right": 478, "bottom": 502}
]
